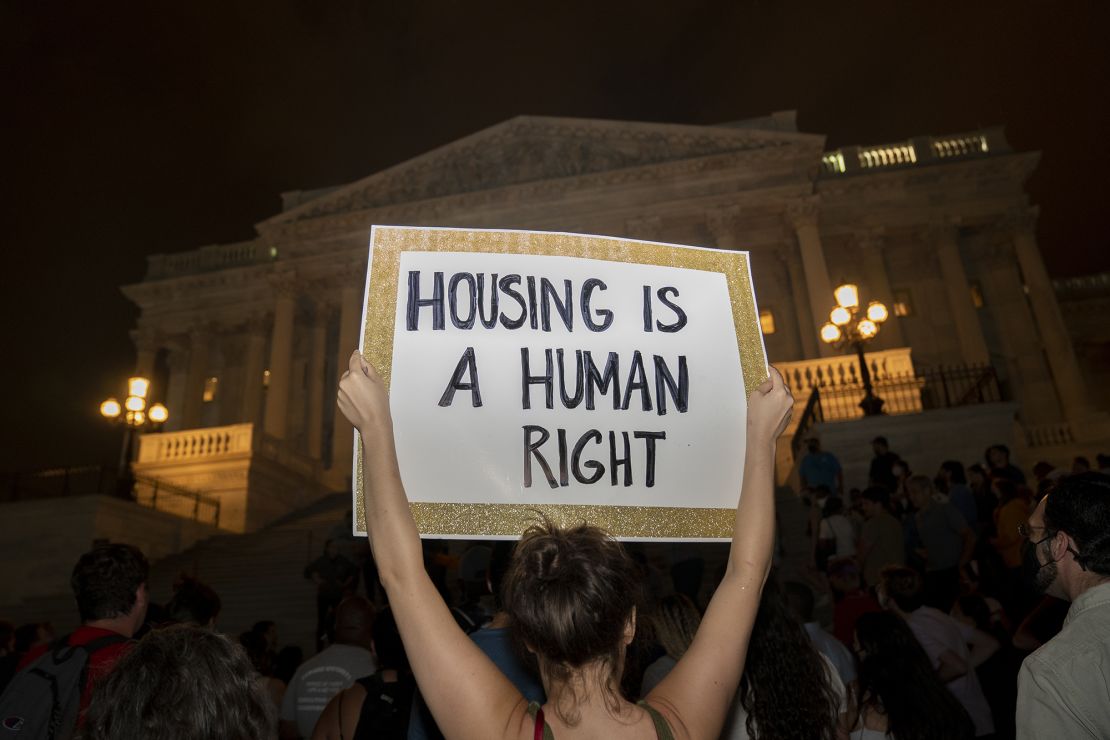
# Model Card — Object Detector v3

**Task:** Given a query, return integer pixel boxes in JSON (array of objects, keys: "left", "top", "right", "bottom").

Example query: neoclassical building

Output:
[{"left": 121, "top": 111, "right": 1109, "bottom": 531}]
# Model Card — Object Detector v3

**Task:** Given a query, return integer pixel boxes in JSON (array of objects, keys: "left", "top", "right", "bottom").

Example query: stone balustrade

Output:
[
  {"left": 137, "top": 423, "right": 321, "bottom": 477},
  {"left": 821, "top": 128, "right": 1004, "bottom": 176},
  {"left": 137, "top": 423, "right": 255, "bottom": 463},
  {"left": 775, "top": 347, "right": 917, "bottom": 398},
  {"left": 145, "top": 240, "right": 274, "bottom": 280},
  {"left": 1024, "top": 422, "right": 1075, "bottom": 448},
  {"left": 775, "top": 347, "right": 923, "bottom": 422}
]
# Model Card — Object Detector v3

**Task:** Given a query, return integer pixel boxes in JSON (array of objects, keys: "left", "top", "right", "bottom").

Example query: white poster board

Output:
[{"left": 355, "top": 227, "right": 768, "bottom": 540}]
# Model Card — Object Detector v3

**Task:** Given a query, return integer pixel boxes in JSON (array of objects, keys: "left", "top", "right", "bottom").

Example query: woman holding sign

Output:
[{"left": 338, "top": 350, "right": 792, "bottom": 740}]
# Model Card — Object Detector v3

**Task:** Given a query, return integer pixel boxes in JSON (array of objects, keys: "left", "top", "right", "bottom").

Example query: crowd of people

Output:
[{"left": 1, "top": 358, "right": 1108, "bottom": 739}]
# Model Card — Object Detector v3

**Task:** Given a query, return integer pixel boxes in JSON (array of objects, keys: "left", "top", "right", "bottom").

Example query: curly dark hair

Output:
[
  {"left": 1044, "top": 471, "right": 1110, "bottom": 576},
  {"left": 70, "top": 544, "right": 149, "bottom": 622},
  {"left": 81, "top": 624, "right": 275, "bottom": 740},
  {"left": 853, "top": 611, "right": 974, "bottom": 740},
  {"left": 502, "top": 518, "right": 642, "bottom": 726},
  {"left": 736, "top": 576, "right": 839, "bottom": 740}
]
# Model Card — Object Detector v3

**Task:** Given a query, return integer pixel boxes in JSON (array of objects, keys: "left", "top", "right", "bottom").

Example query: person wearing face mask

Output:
[{"left": 1016, "top": 471, "right": 1110, "bottom": 739}]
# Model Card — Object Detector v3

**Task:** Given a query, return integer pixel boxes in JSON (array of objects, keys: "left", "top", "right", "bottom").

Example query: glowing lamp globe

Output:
[
  {"left": 124, "top": 395, "right": 146, "bottom": 412},
  {"left": 100, "top": 398, "right": 121, "bottom": 419},
  {"left": 820, "top": 323, "right": 842, "bottom": 344},
  {"left": 128, "top": 376, "right": 150, "bottom": 400},
  {"left": 834, "top": 283, "right": 859, "bottom": 309},
  {"left": 866, "top": 301, "right": 889, "bottom": 323},
  {"left": 148, "top": 403, "right": 169, "bottom": 424},
  {"left": 857, "top": 319, "right": 878, "bottom": 340},
  {"left": 830, "top": 306, "right": 852, "bottom": 326}
]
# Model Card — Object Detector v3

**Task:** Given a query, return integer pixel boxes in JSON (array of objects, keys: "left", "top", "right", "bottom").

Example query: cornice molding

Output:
[{"left": 262, "top": 116, "right": 824, "bottom": 228}]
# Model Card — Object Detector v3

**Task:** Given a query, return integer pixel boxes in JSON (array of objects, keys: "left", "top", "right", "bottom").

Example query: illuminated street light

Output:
[
  {"left": 866, "top": 300, "right": 889, "bottom": 324},
  {"left": 100, "top": 375, "right": 169, "bottom": 495},
  {"left": 830, "top": 306, "right": 852, "bottom": 326},
  {"left": 820, "top": 323, "right": 842, "bottom": 344},
  {"left": 834, "top": 283, "right": 860, "bottom": 309},
  {"left": 820, "top": 284, "right": 891, "bottom": 416}
]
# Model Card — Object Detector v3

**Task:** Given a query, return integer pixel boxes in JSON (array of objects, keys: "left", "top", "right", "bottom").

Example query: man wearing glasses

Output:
[{"left": 1016, "top": 471, "right": 1110, "bottom": 739}]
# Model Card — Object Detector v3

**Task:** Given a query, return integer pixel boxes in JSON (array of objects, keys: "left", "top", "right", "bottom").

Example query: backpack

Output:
[
  {"left": 0, "top": 633, "right": 127, "bottom": 740},
  {"left": 349, "top": 671, "right": 416, "bottom": 740}
]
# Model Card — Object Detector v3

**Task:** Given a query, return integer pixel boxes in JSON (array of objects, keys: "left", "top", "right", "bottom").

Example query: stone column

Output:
[
  {"left": 1008, "top": 208, "right": 1092, "bottom": 426},
  {"left": 930, "top": 220, "right": 990, "bottom": 365},
  {"left": 130, "top": 327, "right": 160, "bottom": 378},
  {"left": 331, "top": 285, "right": 361, "bottom": 475},
  {"left": 705, "top": 205, "right": 742, "bottom": 249},
  {"left": 264, "top": 273, "right": 297, "bottom": 439},
  {"left": 306, "top": 301, "right": 330, "bottom": 461},
  {"left": 856, "top": 230, "right": 906, "bottom": 347},
  {"left": 240, "top": 316, "right": 268, "bottom": 426},
  {"left": 779, "top": 247, "right": 819, "bottom": 358},
  {"left": 163, "top": 343, "right": 189, "bottom": 432},
  {"left": 181, "top": 329, "right": 210, "bottom": 429},
  {"left": 786, "top": 199, "right": 836, "bottom": 357},
  {"left": 978, "top": 247, "right": 1060, "bottom": 424}
]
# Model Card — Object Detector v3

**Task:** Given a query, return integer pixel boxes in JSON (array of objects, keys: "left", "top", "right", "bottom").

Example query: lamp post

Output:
[
  {"left": 819, "top": 283, "right": 890, "bottom": 416},
  {"left": 100, "top": 376, "right": 169, "bottom": 494}
]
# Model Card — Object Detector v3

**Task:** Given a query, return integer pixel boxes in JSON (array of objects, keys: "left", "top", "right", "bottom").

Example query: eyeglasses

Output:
[{"left": 1018, "top": 522, "right": 1055, "bottom": 546}]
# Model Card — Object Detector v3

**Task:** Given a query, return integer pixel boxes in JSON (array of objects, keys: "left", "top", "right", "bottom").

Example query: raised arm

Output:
[
  {"left": 337, "top": 352, "right": 530, "bottom": 740},
  {"left": 647, "top": 367, "right": 793, "bottom": 740}
]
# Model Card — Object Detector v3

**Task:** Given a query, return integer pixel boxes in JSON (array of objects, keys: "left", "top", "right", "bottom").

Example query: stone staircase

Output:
[{"left": 145, "top": 492, "right": 354, "bottom": 652}]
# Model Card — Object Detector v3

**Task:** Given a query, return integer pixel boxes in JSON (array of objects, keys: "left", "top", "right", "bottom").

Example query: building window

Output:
[
  {"left": 892, "top": 289, "right": 914, "bottom": 317},
  {"left": 263, "top": 369, "right": 271, "bottom": 389},
  {"left": 202, "top": 376, "right": 219, "bottom": 403},
  {"left": 759, "top": 308, "right": 776, "bottom": 335},
  {"left": 969, "top": 281, "right": 985, "bottom": 308}
]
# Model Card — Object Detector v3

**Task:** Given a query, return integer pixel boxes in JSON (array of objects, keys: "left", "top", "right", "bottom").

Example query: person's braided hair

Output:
[{"left": 1044, "top": 471, "right": 1110, "bottom": 576}]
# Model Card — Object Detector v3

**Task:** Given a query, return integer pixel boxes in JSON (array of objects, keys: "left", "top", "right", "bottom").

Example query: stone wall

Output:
[{"left": 0, "top": 495, "right": 218, "bottom": 627}]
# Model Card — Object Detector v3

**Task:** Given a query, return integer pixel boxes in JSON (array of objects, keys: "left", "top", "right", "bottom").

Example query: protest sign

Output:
[{"left": 354, "top": 226, "right": 767, "bottom": 540}]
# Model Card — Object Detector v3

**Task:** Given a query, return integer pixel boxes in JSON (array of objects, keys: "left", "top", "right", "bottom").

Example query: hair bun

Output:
[{"left": 531, "top": 536, "right": 570, "bottom": 585}]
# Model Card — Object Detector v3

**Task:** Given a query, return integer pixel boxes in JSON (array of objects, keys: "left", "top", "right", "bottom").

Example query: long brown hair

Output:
[{"left": 502, "top": 518, "right": 642, "bottom": 725}]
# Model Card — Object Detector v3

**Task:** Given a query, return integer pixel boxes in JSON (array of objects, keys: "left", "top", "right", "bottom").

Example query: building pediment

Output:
[{"left": 262, "top": 115, "right": 822, "bottom": 226}]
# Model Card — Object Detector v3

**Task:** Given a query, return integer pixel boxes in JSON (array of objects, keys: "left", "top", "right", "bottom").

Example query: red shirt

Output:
[{"left": 17, "top": 626, "right": 133, "bottom": 714}]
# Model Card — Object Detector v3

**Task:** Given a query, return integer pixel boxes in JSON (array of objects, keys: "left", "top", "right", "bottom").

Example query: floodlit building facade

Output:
[{"left": 116, "top": 111, "right": 1109, "bottom": 531}]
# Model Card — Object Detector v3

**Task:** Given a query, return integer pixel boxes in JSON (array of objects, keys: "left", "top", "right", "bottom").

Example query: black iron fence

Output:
[
  {"left": 818, "top": 363, "right": 1002, "bottom": 420},
  {"left": 1, "top": 465, "right": 220, "bottom": 526},
  {"left": 791, "top": 363, "right": 1003, "bottom": 456}
]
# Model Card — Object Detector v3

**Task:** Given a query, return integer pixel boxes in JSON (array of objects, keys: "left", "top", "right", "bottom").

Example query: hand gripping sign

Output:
[{"left": 354, "top": 226, "right": 768, "bottom": 540}]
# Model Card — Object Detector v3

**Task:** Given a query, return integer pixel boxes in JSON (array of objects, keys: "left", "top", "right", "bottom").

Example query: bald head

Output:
[{"left": 334, "top": 596, "right": 375, "bottom": 648}]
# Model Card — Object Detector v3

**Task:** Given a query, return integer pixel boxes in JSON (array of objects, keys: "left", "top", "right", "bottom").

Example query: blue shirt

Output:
[
  {"left": 800, "top": 451, "right": 842, "bottom": 492},
  {"left": 947, "top": 483, "right": 977, "bottom": 529}
]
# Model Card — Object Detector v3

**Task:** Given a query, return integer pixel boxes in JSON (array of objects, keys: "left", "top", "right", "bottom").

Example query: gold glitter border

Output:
[{"left": 355, "top": 227, "right": 768, "bottom": 539}]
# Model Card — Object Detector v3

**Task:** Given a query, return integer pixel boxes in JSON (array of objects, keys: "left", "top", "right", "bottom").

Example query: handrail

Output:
[
  {"left": 0, "top": 465, "right": 219, "bottom": 527},
  {"left": 791, "top": 387, "right": 823, "bottom": 459}
]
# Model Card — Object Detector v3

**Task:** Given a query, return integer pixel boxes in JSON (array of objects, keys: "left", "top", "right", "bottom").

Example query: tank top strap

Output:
[
  {"left": 637, "top": 700, "right": 676, "bottom": 740},
  {"left": 526, "top": 701, "right": 553, "bottom": 740}
]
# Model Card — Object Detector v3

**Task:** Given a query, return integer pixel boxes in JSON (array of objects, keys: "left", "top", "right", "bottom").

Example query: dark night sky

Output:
[{"left": 2, "top": 0, "right": 1108, "bottom": 472}]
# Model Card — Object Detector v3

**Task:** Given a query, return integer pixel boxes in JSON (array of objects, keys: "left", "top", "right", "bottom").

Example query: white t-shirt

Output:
[
  {"left": 280, "top": 643, "right": 377, "bottom": 738},
  {"left": 906, "top": 607, "right": 994, "bottom": 737},
  {"left": 819, "top": 515, "right": 856, "bottom": 557}
]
